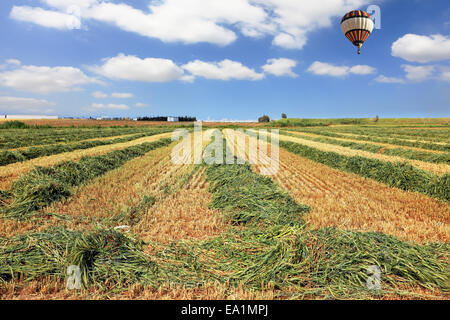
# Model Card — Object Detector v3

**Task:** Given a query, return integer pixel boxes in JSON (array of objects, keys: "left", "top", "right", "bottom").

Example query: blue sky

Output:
[{"left": 0, "top": 0, "right": 449, "bottom": 120}]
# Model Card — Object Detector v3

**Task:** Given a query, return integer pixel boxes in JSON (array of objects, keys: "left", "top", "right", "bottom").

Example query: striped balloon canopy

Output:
[{"left": 341, "top": 10, "right": 374, "bottom": 54}]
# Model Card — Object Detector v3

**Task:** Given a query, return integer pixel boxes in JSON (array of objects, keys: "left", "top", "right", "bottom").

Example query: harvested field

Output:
[
  {"left": 0, "top": 123, "right": 448, "bottom": 301},
  {"left": 285, "top": 130, "right": 448, "bottom": 154},
  {"left": 277, "top": 133, "right": 450, "bottom": 175},
  {"left": 0, "top": 132, "right": 172, "bottom": 190},
  {"left": 270, "top": 148, "right": 449, "bottom": 243},
  {"left": 135, "top": 167, "right": 226, "bottom": 244},
  {"left": 231, "top": 130, "right": 450, "bottom": 243}
]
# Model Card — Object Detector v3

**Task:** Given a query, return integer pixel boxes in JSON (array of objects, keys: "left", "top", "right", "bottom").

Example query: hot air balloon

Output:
[{"left": 341, "top": 10, "right": 374, "bottom": 54}]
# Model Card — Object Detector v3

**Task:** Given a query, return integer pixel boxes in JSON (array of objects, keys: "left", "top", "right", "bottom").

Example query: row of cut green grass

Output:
[
  {"left": 0, "top": 133, "right": 448, "bottom": 299},
  {"left": 280, "top": 130, "right": 450, "bottom": 164},
  {"left": 0, "top": 126, "right": 167, "bottom": 149},
  {"left": 0, "top": 129, "right": 171, "bottom": 167},
  {"left": 279, "top": 140, "right": 449, "bottom": 202},
  {"left": 1, "top": 138, "right": 172, "bottom": 220},
  {"left": 287, "top": 128, "right": 449, "bottom": 152}
]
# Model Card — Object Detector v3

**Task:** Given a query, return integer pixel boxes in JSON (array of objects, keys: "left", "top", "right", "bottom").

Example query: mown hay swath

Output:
[
  {"left": 1, "top": 138, "right": 172, "bottom": 220},
  {"left": 280, "top": 140, "right": 449, "bottom": 202}
]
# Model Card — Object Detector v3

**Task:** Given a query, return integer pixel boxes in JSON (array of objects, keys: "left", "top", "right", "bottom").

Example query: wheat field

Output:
[{"left": 0, "top": 120, "right": 448, "bottom": 300}]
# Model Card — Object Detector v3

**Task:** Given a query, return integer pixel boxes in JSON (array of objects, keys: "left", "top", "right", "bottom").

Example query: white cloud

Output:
[
  {"left": 11, "top": 0, "right": 375, "bottom": 49},
  {"left": 111, "top": 92, "right": 133, "bottom": 98},
  {"left": 10, "top": 6, "right": 81, "bottom": 30},
  {"left": 401, "top": 65, "right": 435, "bottom": 82},
  {"left": 349, "top": 65, "right": 377, "bottom": 75},
  {"left": 90, "top": 103, "right": 130, "bottom": 110},
  {"left": 0, "top": 59, "right": 21, "bottom": 70},
  {"left": 272, "top": 33, "right": 306, "bottom": 50},
  {"left": 0, "top": 96, "right": 55, "bottom": 113},
  {"left": 83, "top": 0, "right": 265, "bottom": 46},
  {"left": 5, "top": 59, "right": 21, "bottom": 66},
  {"left": 180, "top": 74, "right": 195, "bottom": 83},
  {"left": 135, "top": 102, "right": 148, "bottom": 107},
  {"left": 92, "top": 91, "right": 108, "bottom": 98},
  {"left": 254, "top": 0, "right": 372, "bottom": 49},
  {"left": 392, "top": 34, "right": 450, "bottom": 63},
  {"left": 41, "top": 0, "right": 99, "bottom": 11},
  {"left": 182, "top": 59, "right": 264, "bottom": 81},
  {"left": 0, "top": 64, "right": 99, "bottom": 94},
  {"left": 262, "top": 58, "right": 298, "bottom": 77},
  {"left": 90, "top": 54, "right": 185, "bottom": 82},
  {"left": 307, "top": 61, "right": 376, "bottom": 77},
  {"left": 374, "top": 75, "right": 406, "bottom": 84},
  {"left": 92, "top": 91, "right": 134, "bottom": 98},
  {"left": 308, "top": 61, "right": 348, "bottom": 77},
  {"left": 439, "top": 67, "right": 450, "bottom": 82}
]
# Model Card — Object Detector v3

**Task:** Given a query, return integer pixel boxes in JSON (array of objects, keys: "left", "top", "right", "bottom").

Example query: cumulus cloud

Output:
[
  {"left": 92, "top": 91, "right": 108, "bottom": 98},
  {"left": 10, "top": 6, "right": 81, "bottom": 30},
  {"left": 0, "top": 64, "right": 99, "bottom": 94},
  {"left": 135, "top": 102, "right": 148, "bottom": 107},
  {"left": 92, "top": 91, "right": 134, "bottom": 98},
  {"left": 349, "top": 65, "right": 377, "bottom": 75},
  {"left": 254, "top": 0, "right": 372, "bottom": 49},
  {"left": 374, "top": 75, "right": 406, "bottom": 84},
  {"left": 0, "top": 59, "right": 21, "bottom": 70},
  {"left": 0, "top": 96, "right": 55, "bottom": 113},
  {"left": 392, "top": 34, "right": 450, "bottom": 63},
  {"left": 182, "top": 59, "right": 264, "bottom": 81},
  {"left": 375, "top": 65, "right": 448, "bottom": 84},
  {"left": 90, "top": 54, "right": 185, "bottom": 82},
  {"left": 307, "top": 61, "right": 376, "bottom": 77},
  {"left": 262, "top": 58, "right": 298, "bottom": 77},
  {"left": 401, "top": 65, "right": 435, "bottom": 82},
  {"left": 10, "top": 0, "right": 375, "bottom": 49},
  {"left": 111, "top": 92, "right": 133, "bottom": 98},
  {"left": 439, "top": 67, "right": 450, "bottom": 82}
]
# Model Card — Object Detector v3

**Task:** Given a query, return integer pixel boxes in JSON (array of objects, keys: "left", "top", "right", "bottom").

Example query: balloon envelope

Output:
[{"left": 341, "top": 10, "right": 374, "bottom": 54}]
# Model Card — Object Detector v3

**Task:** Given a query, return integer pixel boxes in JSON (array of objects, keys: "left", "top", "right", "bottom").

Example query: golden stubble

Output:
[
  {"left": 277, "top": 133, "right": 450, "bottom": 175},
  {"left": 284, "top": 130, "right": 448, "bottom": 154},
  {"left": 229, "top": 130, "right": 449, "bottom": 244},
  {"left": 0, "top": 132, "right": 172, "bottom": 190}
]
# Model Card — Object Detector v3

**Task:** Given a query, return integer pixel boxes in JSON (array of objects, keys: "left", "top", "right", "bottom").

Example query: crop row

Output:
[
  {"left": 280, "top": 140, "right": 449, "bottom": 202},
  {"left": 0, "top": 127, "right": 164, "bottom": 149},
  {"left": 288, "top": 129, "right": 449, "bottom": 152},
  {"left": 0, "top": 129, "right": 171, "bottom": 167},
  {"left": 0, "top": 147, "right": 448, "bottom": 297},
  {"left": 323, "top": 126, "right": 450, "bottom": 142},
  {"left": 1, "top": 138, "right": 172, "bottom": 219},
  {"left": 281, "top": 131, "right": 450, "bottom": 164}
]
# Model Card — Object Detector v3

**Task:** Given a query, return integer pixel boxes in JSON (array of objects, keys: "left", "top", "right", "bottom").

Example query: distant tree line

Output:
[{"left": 137, "top": 116, "right": 196, "bottom": 122}]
